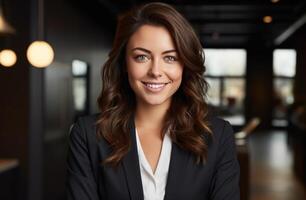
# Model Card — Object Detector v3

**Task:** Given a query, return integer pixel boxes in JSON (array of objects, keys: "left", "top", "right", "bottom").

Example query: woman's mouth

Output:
[{"left": 141, "top": 81, "right": 170, "bottom": 92}]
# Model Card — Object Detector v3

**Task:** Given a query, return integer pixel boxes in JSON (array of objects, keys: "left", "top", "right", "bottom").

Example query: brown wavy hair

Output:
[{"left": 97, "top": 2, "right": 212, "bottom": 167}]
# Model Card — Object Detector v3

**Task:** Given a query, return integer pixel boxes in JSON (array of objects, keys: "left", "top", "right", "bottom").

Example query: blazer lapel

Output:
[
  {"left": 121, "top": 117, "right": 192, "bottom": 200},
  {"left": 122, "top": 119, "right": 144, "bottom": 200},
  {"left": 164, "top": 142, "right": 191, "bottom": 200}
]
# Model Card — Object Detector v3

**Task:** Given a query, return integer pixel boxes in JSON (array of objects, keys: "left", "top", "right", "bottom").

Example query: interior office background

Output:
[{"left": 0, "top": 0, "right": 306, "bottom": 200}]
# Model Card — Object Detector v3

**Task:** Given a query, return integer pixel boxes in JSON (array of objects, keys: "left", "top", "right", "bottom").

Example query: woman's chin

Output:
[{"left": 139, "top": 97, "right": 171, "bottom": 107}]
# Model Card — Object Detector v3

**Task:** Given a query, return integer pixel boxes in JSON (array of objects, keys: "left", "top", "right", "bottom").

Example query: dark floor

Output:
[{"left": 248, "top": 130, "right": 306, "bottom": 200}]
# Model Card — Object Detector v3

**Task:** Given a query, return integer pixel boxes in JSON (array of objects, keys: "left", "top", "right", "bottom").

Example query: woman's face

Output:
[{"left": 125, "top": 24, "right": 183, "bottom": 108}]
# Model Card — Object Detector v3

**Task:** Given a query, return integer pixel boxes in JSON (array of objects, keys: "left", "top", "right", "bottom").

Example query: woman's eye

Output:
[
  {"left": 164, "top": 56, "right": 177, "bottom": 63},
  {"left": 134, "top": 55, "right": 149, "bottom": 62}
]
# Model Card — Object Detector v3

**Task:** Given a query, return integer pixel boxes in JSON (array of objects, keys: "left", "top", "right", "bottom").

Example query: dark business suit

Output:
[{"left": 67, "top": 114, "right": 240, "bottom": 200}]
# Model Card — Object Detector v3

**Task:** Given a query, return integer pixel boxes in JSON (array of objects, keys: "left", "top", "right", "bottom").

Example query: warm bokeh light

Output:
[
  {"left": 0, "top": 14, "right": 16, "bottom": 34},
  {"left": 271, "top": 0, "right": 280, "bottom": 3},
  {"left": 0, "top": 49, "right": 17, "bottom": 67},
  {"left": 26, "top": 40, "right": 54, "bottom": 68},
  {"left": 263, "top": 16, "right": 273, "bottom": 23}
]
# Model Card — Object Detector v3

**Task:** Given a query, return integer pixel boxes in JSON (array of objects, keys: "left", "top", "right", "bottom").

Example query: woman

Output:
[{"left": 67, "top": 2, "right": 240, "bottom": 200}]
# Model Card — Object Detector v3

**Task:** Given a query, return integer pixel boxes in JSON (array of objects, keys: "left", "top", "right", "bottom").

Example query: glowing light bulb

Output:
[
  {"left": 0, "top": 49, "right": 17, "bottom": 67},
  {"left": 263, "top": 16, "right": 273, "bottom": 24},
  {"left": 27, "top": 40, "right": 54, "bottom": 68}
]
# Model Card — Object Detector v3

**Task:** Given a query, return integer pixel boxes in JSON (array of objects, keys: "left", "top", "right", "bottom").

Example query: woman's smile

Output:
[{"left": 141, "top": 81, "right": 171, "bottom": 93}]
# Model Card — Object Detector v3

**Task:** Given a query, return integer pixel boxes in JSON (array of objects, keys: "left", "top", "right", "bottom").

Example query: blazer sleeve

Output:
[
  {"left": 66, "top": 119, "right": 100, "bottom": 200},
  {"left": 209, "top": 121, "right": 240, "bottom": 200}
]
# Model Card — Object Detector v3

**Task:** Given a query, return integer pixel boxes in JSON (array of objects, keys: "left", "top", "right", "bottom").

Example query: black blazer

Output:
[{"left": 67, "top": 114, "right": 240, "bottom": 200}]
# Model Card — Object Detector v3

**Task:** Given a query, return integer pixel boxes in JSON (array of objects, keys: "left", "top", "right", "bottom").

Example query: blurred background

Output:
[{"left": 0, "top": 0, "right": 306, "bottom": 199}]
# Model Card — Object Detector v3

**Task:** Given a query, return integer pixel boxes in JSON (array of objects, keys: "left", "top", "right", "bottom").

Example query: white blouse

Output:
[{"left": 135, "top": 128, "right": 172, "bottom": 200}]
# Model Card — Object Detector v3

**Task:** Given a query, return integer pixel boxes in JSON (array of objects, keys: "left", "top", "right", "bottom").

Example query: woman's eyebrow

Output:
[
  {"left": 162, "top": 50, "right": 177, "bottom": 54},
  {"left": 131, "top": 47, "right": 151, "bottom": 54},
  {"left": 131, "top": 47, "right": 177, "bottom": 54}
]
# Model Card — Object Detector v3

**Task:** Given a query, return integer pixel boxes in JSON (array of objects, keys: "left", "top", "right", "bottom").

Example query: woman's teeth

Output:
[
  {"left": 142, "top": 82, "right": 169, "bottom": 92},
  {"left": 145, "top": 83, "right": 166, "bottom": 88}
]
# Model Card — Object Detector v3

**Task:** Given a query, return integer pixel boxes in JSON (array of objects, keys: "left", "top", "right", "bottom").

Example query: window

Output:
[
  {"left": 72, "top": 60, "right": 90, "bottom": 121},
  {"left": 204, "top": 49, "right": 247, "bottom": 125},
  {"left": 272, "top": 49, "right": 296, "bottom": 127}
]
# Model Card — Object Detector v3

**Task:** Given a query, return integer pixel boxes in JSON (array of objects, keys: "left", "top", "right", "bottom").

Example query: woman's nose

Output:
[{"left": 148, "top": 58, "right": 162, "bottom": 78}]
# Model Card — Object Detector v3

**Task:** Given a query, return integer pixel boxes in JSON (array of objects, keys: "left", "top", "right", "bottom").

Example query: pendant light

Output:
[
  {"left": 0, "top": 49, "right": 17, "bottom": 67},
  {"left": 26, "top": 0, "right": 54, "bottom": 68},
  {"left": 0, "top": 0, "right": 17, "bottom": 68},
  {"left": 0, "top": 0, "right": 15, "bottom": 34}
]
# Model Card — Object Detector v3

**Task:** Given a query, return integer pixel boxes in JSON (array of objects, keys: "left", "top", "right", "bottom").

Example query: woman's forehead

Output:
[{"left": 126, "top": 24, "right": 176, "bottom": 52}]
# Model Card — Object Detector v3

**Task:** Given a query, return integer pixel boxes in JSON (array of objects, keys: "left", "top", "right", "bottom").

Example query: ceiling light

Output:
[
  {"left": 0, "top": 0, "right": 15, "bottom": 34},
  {"left": 27, "top": 41, "right": 54, "bottom": 68},
  {"left": 26, "top": 0, "right": 54, "bottom": 68},
  {"left": 271, "top": 0, "right": 280, "bottom": 3},
  {"left": 0, "top": 49, "right": 17, "bottom": 67},
  {"left": 263, "top": 16, "right": 273, "bottom": 23}
]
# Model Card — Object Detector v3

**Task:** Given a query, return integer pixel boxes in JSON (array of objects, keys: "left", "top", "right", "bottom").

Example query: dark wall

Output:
[
  {"left": 0, "top": 0, "right": 31, "bottom": 199},
  {"left": 46, "top": 0, "right": 112, "bottom": 115},
  {"left": 42, "top": 0, "right": 112, "bottom": 200}
]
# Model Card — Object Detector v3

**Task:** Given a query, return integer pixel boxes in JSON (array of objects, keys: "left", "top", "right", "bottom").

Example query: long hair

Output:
[{"left": 97, "top": 2, "right": 212, "bottom": 167}]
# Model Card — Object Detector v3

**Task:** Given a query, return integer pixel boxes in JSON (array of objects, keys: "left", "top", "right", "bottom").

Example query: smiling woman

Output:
[
  {"left": 67, "top": 2, "right": 240, "bottom": 200},
  {"left": 126, "top": 25, "right": 183, "bottom": 108}
]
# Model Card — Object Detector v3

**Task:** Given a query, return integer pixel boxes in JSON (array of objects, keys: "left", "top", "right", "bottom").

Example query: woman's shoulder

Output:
[
  {"left": 206, "top": 115, "right": 235, "bottom": 143},
  {"left": 70, "top": 113, "right": 112, "bottom": 155},
  {"left": 69, "top": 113, "right": 101, "bottom": 142},
  {"left": 74, "top": 113, "right": 100, "bottom": 126},
  {"left": 205, "top": 115, "right": 238, "bottom": 169}
]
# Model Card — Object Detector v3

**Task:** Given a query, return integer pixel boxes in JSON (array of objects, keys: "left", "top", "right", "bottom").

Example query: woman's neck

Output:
[{"left": 135, "top": 101, "right": 170, "bottom": 132}]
